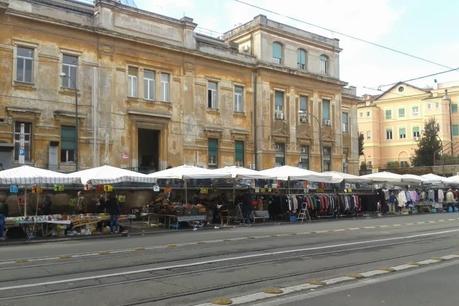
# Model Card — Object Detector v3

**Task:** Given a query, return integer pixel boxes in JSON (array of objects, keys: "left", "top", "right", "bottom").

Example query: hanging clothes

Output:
[
  {"left": 397, "top": 191, "right": 407, "bottom": 208},
  {"left": 438, "top": 189, "right": 445, "bottom": 203}
]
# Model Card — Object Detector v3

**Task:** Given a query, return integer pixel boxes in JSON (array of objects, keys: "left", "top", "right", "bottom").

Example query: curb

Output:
[{"left": 195, "top": 253, "right": 459, "bottom": 306}]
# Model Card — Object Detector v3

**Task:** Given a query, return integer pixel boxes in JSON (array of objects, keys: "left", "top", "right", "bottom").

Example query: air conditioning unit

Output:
[
  {"left": 242, "top": 45, "right": 250, "bottom": 52},
  {"left": 299, "top": 113, "right": 308, "bottom": 123},
  {"left": 275, "top": 110, "right": 284, "bottom": 120},
  {"left": 414, "top": 136, "right": 419, "bottom": 141},
  {"left": 298, "top": 63, "right": 305, "bottom": 70},
  {"left": 324, "top": 119, "right": 332, "bottom": 126},
  {"left": 273, "top": 58, "right": 281, "bottom": 64}
]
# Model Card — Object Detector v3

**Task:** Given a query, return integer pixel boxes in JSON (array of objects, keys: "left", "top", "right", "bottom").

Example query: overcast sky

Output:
[{"left": 79, "top": 0, "right": 459, "bottom": 95}]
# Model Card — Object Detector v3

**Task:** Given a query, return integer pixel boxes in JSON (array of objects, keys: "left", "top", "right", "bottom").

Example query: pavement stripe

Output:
[
  {"left": 363, "top": 226, "right": 376, "bottom": 229},
  {"left": 348, "top": 227, "right": 360, "bottom": 231},
  {"left": 4, "top": 228, "right": 459, "bottom": 292},
  {"left": 359, "top": 269, "right": 390, "bottom": 277},
  {"left": 390, "top": 264, "right": 418, "bottom": 271},
  {"left": 322, "top": 276, "right": 355, "bottom": 285},
  {"left": 417, "top": 221, "right": 426, "bottom": 224},
  {"left": 440, "top": 254, "right": 459, "bottom": 260},
  {"left": 314, "top": 230, "right": 329, "bottom": 234},
  {"left": 379, "top": 225, "right": 389, "bottom": 228},
  {"left": 448, "top": 218, "right": 456, "bottom": 221},
  {"left": 333, "top": 229, "right": 345, "bottom": 232},
  {"left": 251, "top": 235, "right": 271, "bottom": 239},
  {"left": 392, "top": 224, "right": 401, "bottom": 227},
  {"left": 417, "top": 259, "right": 441, "bottom": 265}
]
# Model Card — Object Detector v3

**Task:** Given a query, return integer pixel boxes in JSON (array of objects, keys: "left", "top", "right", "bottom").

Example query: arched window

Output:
[
  {"left": 320, "top": 54, "right": 329, "bottom": 75},
  {"left": 272, "top": 42, "right": 283, "bottom": 64},
  {"left": 297, "top": 49, "right": 307, "bottom": 70}
]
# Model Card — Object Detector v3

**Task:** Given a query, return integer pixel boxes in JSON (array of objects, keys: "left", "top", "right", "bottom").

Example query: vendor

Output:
[{"left": 0, "top": 197, "right": 8, "bottom": 240}]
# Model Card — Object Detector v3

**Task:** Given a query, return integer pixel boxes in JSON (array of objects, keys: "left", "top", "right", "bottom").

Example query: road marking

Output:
[
  {"left": 348, "top": 227, "right": 360, "bottom": 231},
  {"left": 322, "top": 276, "right": 355, "bottom": 285},
  {"left": 3, "top": 228, "right": 459, "bottom": 292},
  {"left": 358, "top": 269, "right": 390, "bottom": 277},
  {"left": 428, "top": 221, "right": 437, "bottom": 224},
  {"left": 441, "top": 254, "right": 459, "bottom": 260},
  {"left": 405, "top": 223, "right": 414, "bottom": 226},
  {"left": 448, "top": 218, "right": 456, "bottom": 221},
  {"left": 379, "top": 225, "right": 389, "bottom": 228},
  {"left": 390, "top": 264, "right": 418, "bottom": 271},
  {"left": 417, "top": 259, "right": 440, "bottom": 265},
  {"left": 314, "top": 230, "right": 329, "bottom": 234},
  {"left": 363, "top": 226, "right": 376, "bottom": 229},
  {"left": 392, "top": 224, "right": 401, "bottom": 227},
  {"left": 333, "top": 229, "right": 345, "bottom": 232},
  {"left": 417, "top": 221, "right": 426, "bottom": 224}
]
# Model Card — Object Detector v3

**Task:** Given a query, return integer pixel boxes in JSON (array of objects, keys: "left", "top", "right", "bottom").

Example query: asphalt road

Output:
[{"left": 1, "top": 213, "right": 459, "bottom": 306}]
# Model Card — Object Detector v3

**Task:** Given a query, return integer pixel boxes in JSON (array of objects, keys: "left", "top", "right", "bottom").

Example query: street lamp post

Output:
[{"left": 60, "top": 72, "right": 79, "bottom": 171}]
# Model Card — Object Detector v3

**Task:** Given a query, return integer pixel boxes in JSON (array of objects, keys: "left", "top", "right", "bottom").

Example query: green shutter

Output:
[
  {"left": 61, "top": 126, "right": 76, "bottom": 150},
  {"left": 322, "top": 99, "right": 330, "bottom": 120},
  {"left": 235, "top": 141, "right": 244, "bottom": 166}
]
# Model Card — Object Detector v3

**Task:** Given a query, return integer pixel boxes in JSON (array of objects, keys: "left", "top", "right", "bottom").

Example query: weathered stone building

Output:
[{"left": 0, "top": 0, "right": 360, "bottom": 174}]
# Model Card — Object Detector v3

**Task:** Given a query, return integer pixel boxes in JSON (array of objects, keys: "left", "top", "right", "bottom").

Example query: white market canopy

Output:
[
  {"left": 443, "top": 175, "right": 459, "bottom": 185},
  {"left": 0, "top": 165, "right": 80, "bottom": 185},
  {"left": 148, "top": 165, "right": 231, "bottom": 180},
  {"left": 258, "top": 165, "right": 338, "bottom": 183},
  {"left": 360, "top": 171, "right": 402, "bottom": 183},
  {"left": 68, "top": 165, "right": 154, "bottom": 185},
  {"left": 211, "top": 166, "right": 270, "bottom": 179},
  {"left": 421, "top": 173, "right": 447, "bottom": 184},
  {"left": 322, "top": 171, "right": 370, "bottom": 183}
]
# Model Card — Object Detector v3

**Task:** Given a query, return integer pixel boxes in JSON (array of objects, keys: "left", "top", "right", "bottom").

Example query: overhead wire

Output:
[{"left": 232, "top": 0, "right": 456, "bottom": 70}]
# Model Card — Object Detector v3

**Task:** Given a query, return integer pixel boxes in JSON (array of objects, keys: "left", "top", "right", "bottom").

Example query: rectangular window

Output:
[
  {"left": 208, "top": 81, "right": 218, "bottom": 109},
  {"left": 160, "top": 72, "right": 170, "bottom": 102},
  {"left": 322, "top": 99, "right": 331, "bottom": 124},
  {"left": 61, "top": 54, "right": 78, "bottom": 89},
  {"left": 453, "top": 125, "right": 459, "bottom": 137},
  {"left": 367, "top": 111, "right": 370, "bottom": 117},
  {"left": 386, "top": 128, "right": 393, "bottom": 140},
  {"left": 143, "top": 69, "right": 155, "bottom": 100},
  {"left": 60, "top": 126, "right": 76, "bottom": 163},
  {"left": 398, "top": 108, "right": 405, "bottom": 118},
  {"left": 342, "top": 112, "right": 349, "bottom": 133},
  {"left": 399, "top": 127, "right": 406, "bottom": 139},
  {"left": 297, "top": 49, "right": 306, "bottom": 70},
  {"left": 366, "top": 130, "right": 371, "bottom": 140},
  {"left": 14, "top": 122, "right": 32, "bottom": 162},
  {"left": 452, "top": 104, "right": 458, "bottom": 113},
  {"left": 234, "top": 85, "right": 244, "bottom": 112},
  {"left": 299, "top": 95, "right": 308, "bottom": 123},
  {"left": 208, "top": 138, "right": 218, "bottom": 168},
  {"left": 275, "top": 143, "right": 285, "bottom": 166},
  {"left": 412, "top": 106, "right": 419, "bottom": 116},
  {"left": 274, "top": 91, "right": 284, "bottom": 120},
  {"left": 299, "top": 145, "right": 309, "bottom": 169},
  {"left": 234, "top": 140, "right": 244, "bottom": 166},
  {"left": 413, "top": 126, "right": 420, "bottom": 138},
  {"left": 360, "top": 112, "right": 363, "bottom": 118},
  {"left": 127, "top": 66, "right": 138, "bottom": 97},
  {"left": 16, "top": 46, "right": 34, "bottom": 83},
  {"left": 323, "top": 146, "right": 331, "bottom": 171},
  {"left": 428, "top": 103, "right": 432, "bottom": 109},
  {"left": 385, "top": 110, "right": 392, "bottom": 119}
]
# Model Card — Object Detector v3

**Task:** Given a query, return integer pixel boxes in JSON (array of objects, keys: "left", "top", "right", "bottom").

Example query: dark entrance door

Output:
[{"left": 138, "top": 129, "right": 159, "bottom": 173}]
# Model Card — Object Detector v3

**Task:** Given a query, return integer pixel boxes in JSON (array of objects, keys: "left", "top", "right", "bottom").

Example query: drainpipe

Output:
[{"left": 252, "top": 71, "right": 258, "bottom": 170}]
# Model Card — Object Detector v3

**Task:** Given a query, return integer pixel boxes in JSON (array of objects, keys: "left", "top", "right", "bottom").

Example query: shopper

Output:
[
  {"left": 42, "top": 194, "right": 52, "bottom": 215},
  {"left": 108, "top": 193, "right": 120, "bottom": 233},
  {"left": 388, "top": 192, "right": 397, "bottom": 214},
  {"left": 445, "top": 188, "right": 455, "bottom": 212},
  {"left": 0, "top": 198, "right": 8, "bottom": 240}
]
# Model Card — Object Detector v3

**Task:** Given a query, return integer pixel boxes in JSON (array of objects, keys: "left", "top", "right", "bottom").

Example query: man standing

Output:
[
  {"left": 0, "top": 199, "right": 8, "bottom": 240},
  {"left": 108, "top": 193, "right": 120, "bottom": 233}
]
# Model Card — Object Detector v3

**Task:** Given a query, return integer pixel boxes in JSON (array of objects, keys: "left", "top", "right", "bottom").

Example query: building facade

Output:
[
  {"left": 358, "top": 81, "right": 459, "bottom": 171},
  {"left": 0, "top": 0, "right": 359, "bottom": 174}
]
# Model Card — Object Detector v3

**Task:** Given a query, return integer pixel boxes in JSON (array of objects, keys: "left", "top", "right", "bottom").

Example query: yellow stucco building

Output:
[
  {"left": 0, "top": 0, "right": 360, "bottom": 173},
  {"left": 358, "top": 81, "right": 459, "bottom": 171}
]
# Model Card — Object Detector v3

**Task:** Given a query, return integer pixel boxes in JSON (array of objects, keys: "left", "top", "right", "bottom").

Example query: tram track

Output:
[{"left": 0, "top": 233, "right": 457, "bottom": 303}]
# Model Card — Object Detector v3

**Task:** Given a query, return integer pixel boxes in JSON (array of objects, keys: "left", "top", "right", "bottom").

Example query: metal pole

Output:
[{"left": 75, "top": 81, "right": 79, "bottom": 171}]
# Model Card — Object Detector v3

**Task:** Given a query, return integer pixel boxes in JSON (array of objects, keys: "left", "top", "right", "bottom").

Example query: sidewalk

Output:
[{"left": 0, "top": 211, "right": 447, "bottom": 245}]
